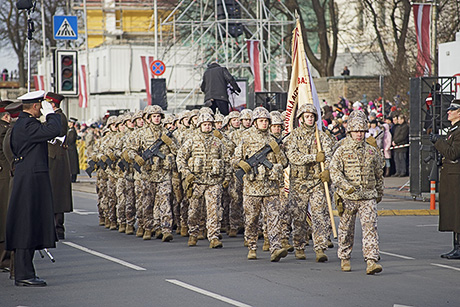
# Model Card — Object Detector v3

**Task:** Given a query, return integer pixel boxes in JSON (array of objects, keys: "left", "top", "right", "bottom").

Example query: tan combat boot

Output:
[
  {"left": 155, "top": 229, "right": 163, "bottom": 239},
  {"left": 175, "top": 227, "right": 181, "bottom": 235},
  {"left": 243, "top": 240, "right": 248, "bottom": 247},
  {"left": 281, "top": 238, "right": 294, "bottom": 252},
  {"left": 125, "top": 225, "right": 134, "bottom": 235},
  {"left": 105, "top": 217, "right": 110, "bottom": 228},
  {"left": 162, "top": 232, "right": 173, "bottom": 242},
  {"left": 295, "top": 249, "right": 306, "bottom": 260},
  {"left": 228, "top": 229, "right": 237, "bottom": 237},
  {"left": 262, "top": 238, "right": 270, "bottom": 251},
  {"left": 99, "top": 217, "right": 105, "bottom": 226},
  {"left": 270, "top": 248, "right": 288, "bottom": 262},
  {"left": 118, "top": 223, "right": 126, "bottom": 233},
  {"left": 366, "top": 259, "right": 382, "bottom": 275},
  {"left": 180, "top": 226, "right": 189, "bottom": 237},
  {"left": 341, "top": 259, "right": 351, "bottom": 272},
  {"left": 143, "top": 229, "right": 152, "bottom": 240},
  {"left": 197, "top": 230, "right": 205, "bottom": 240},
  {"left": 315, "top": 249, "right": 328, "bottom": 262},
  {"left": 209, "top": 238, "right": 223, "bottom": 248},
  {"left": 327, "top": 238, "right": 334, "bottom": 248},
  {"left": 247, "top": 250, "right": 257, "bottom": 260},
  {"left": 110, "top": 221, "right": 118, "bottom": 230},
  {"left": 188, "top": 235, "right": 198, "bottom": 246},
  {"left": 136, "top": 227, "right": 144, "bottom": 237}
]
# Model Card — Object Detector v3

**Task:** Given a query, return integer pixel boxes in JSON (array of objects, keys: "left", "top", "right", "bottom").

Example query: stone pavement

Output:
[{"left": 72, "top": 174, "right": 439, "bottom": 216}]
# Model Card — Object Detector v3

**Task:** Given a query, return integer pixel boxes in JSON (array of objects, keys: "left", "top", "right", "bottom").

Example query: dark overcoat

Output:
[
  {"left": 0, "top": 119, "right": 11, "bottom": 243},
  {"left": 392, "top": 122, "right": 409, "bottom": 153},
  {"left": 67, "top": 126, "right": 80, "bottom": 175},
  {"left": 435, "top": 121, "right": 460, "bottom": 233},
  {"left": 48, "top": 109, "right": 73, "bottom": 213},
  {"left": 6, "top": 112, "right": 61, "bottom": 250},
  {"left": 200, "top": 63, "right": 241, "bottom": 103}
]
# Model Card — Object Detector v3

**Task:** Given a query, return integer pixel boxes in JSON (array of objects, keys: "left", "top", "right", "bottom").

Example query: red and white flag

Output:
[
  {"left": 33, "top": 75, "right": 45, "bottom": 91},
  {"left": 140, "top": 56, "right": 155, "bottom": 105},
  {"left": 413, "top": 4, "right": 432, "bottom": 77},
  {"left": 78, "top": 65, "right": 88, "bottom": 108},
  {"left": 247, "top": 40, "right": 262, "bottom": 92}
]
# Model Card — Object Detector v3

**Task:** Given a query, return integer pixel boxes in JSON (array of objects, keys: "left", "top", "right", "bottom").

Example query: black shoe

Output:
[
  {"left": 446, "top": 250, "right": 460, "bottom": 259},
  {"left": 15, "top": 277, "right": 47, "bottom": 287},
  {"left": 441, "top": 248, "right": 456, "bottom": 258},
  {"left": 57, "top": 233, "right": 65, "bottom": 240}
]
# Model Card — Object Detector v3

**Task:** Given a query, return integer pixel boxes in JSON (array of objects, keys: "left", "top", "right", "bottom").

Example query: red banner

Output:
[
  {"left": 78, "top": 65, "right": 88, "bottom": 108},
  {"left": 413, "top": 4, "right": 432, "bottom": 77},
  {"left": 247, "top": 40, "right": 261, "bottom": 92},
  {"left": 140, "top": 56, "right": 155, "bottom": 105}
]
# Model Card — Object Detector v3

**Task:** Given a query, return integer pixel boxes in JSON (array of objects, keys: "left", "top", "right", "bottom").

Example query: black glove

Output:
[{"left": 430, "top": 134, "right": 440, "bottom": 144}]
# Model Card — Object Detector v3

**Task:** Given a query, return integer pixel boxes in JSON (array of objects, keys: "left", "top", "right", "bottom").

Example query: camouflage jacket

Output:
[
  {"left": 176, "top": 130, "right": 230, "bottom": 186},
  {"left": 330, "top": 135, "right": 384, "bottom": 200},
  {"left": 233, "top": 128, "right": 288, "bottom": 196},
  {"left": 284, "top": 124, "right": 334, "bottom": 192},
  {"left": 127, "top": 123, "right": 178, "bottom": 182}
]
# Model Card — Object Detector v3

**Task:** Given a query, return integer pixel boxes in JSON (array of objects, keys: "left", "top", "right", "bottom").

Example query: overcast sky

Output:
[{"left": 0, "top": 48, "right": 18, "bottom": 72}]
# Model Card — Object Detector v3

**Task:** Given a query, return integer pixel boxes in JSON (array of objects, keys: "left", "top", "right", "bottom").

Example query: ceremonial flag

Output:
[
  {"left": 78, "top": 65, "right": 88, "bottom": 108},
  {"left": 247, "top": 40, "right": 262, "bottom": 92},
  {"left": 33, "top": 75, "right": 45, "bottom": 91},
  {"left": 140, "top": 56, "right": 155, "bottom": 105},
  {"left": 413, "top": 4, "right": 432, "bottom": 77}
]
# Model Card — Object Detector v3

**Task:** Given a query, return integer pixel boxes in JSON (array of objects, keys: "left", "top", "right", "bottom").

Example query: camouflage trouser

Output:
[
  {"left": 221, "top": 186, "right": 231, "bottom": 230},
  {"left": 134, "top": 179, "right": 146, "bottom": 228},
  {"left": 279, "top": 188, "right": 291, "bottom": 239},
  {"left": 243, "top": 195, "right": 282, "bottom": 253},
  {"left": 337, "top": 199, "right": 379, "bottom": 261},
  {"left": 147, "top": 180, "right": 173, "bottom": 233},
  {"left": 188, "top": 183, "right": 222, "bottom": 241},
  {"left": 171, "top": 172, "right": 183, "bottom": 228},
  {"left": 107, "top": 175, "right": 118, "bottom": 223},
  {"left": 180, "top": 198, "right": 189, "bottom": 228},
  {"left": 96, "top": 174, "right": 108, "bottom": 219},
  {"left": 228, "top": 176, "right": 243, "bottom": 231},
  {"left": 116, "top": 177, "right": 136, "bottom": 226},
  {"left": 290, "top": 184, "right": 330, "bottom": 251}
]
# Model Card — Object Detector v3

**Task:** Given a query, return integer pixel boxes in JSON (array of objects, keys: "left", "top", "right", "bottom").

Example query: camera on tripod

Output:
[{"left": 16, "top": 0, "right": 35, "bottom": 10}]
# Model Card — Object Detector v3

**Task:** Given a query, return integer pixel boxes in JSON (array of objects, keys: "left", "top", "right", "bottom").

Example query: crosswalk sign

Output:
[{"left": 53, "top": 16, "right": 78, "bottom": 40}]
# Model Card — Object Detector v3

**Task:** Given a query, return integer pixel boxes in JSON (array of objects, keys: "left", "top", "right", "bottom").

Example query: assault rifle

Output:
[
  {"left": 133, "top": 128, "right": 177, "bottom": 173},
  {"left": 235, "top": 134, "right": 288, "bottom": 183},
  {"left": 97, "top": 160, "right": 107, "bottom": 171},
  {"left": 118, "top": 159, "right": 129, "bottom": 172},
  {"left": 85, "top": 160, "right": 97, "bottom": 178}
]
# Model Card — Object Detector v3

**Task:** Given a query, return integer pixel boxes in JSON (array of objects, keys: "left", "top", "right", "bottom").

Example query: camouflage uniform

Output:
[
  {"left": 284, "top": 104, "right": 334, "bottom": 255},
  {"left": 176, "top": 113, "right": 229, "bottom": 245},
  {"left": 128, "top": 107, "right": 177, "bottom": 240},
  {"left": 330, "top": 117, "right": 384, "bottom": 267},
  {"left": 233, "top": 107, "right": 288, "bottom": 256},
  {"left": 92, "top": 131, "right": 109, "bottom": 224}
]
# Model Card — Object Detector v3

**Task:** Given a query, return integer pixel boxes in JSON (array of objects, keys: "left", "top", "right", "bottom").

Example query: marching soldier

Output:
[
  {"left": 330, "top": 116, "right": 384, "bottom": 274},
  {"left": 233, "top": 107, "right": 289, "bottom": 262},
  {"left": 177, "top": 113, "right": 229, "bottom": 248},
  {"left": 67, "top": 117, "right": 80, "bottom": 183},
  {"left": 284, "top": 104, "right": 334, "bottom": 261}
]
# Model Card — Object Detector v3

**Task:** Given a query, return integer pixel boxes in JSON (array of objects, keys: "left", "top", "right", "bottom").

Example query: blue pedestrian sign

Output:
[{"left": 53, "top": 16, "right": 78, "bottom": 40}]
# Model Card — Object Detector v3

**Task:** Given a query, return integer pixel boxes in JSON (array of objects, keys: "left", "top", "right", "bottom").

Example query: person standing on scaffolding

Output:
[{"left": 201, "top": 62, "right": 241, "bottom": 116}]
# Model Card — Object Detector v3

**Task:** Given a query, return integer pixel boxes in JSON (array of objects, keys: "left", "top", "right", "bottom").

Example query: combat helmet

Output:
[
  {"left": 239, "top": 109, "right": 253, "bottom": 121},
  {"left": 347, "top": 117, "right": 368, "bottom": 133},
  {"left": 227, "top": 110, "right": 240, "bottom": 120},
  {"left": 163, "top": 114, "right": 175, "bottom": 125},
  {"left": 199, "top": 106, "right": 214, "bottom": 116},
  {"left": 214, "top": 113, "right": 225, "bottom": 122},
  {"left": 270, "top": 111, "right": 283, "bottom": 126},
  {"left": 147, "top": 105, "right": 165, "bottom": 118},
  {"left": 106, "top": 115, "right": 118, "bottom": 126},
  {"left": 132, "top": 110, "right": 144, "bottom": 121},
  {"left": 178, "top": 110, "right": 190, "bottom": 123},
  {"left": 123, "top": 112, "right": 134, "bottom": 124},
  {"left": 348, "top": 110, "right": 368, "bottom": 122},
  {"left": 252, "top": 107, "right": 271, "bottom": 122},
  {"left": 196, "top": 112, "right": 214, "bottom": 127},
  {"left": 296, "top": 104, "right": 318, "bottom": 119}
]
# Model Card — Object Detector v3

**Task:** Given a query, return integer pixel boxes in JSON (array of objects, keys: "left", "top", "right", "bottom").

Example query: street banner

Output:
[
  {"left": 247, "top": 40, "right": 262, "bottom": 92},
  {"left": 78, "top": 65, "right": 88, "bottom": 108},
  {"left": 33, "top": 75, "right": 45, "bottom": 91},
  {"left": 141, "top": 56, "right": 155, "bottom": 105},
  {"left": 413, "top": 4, "right": 432, "bottom": 77}
]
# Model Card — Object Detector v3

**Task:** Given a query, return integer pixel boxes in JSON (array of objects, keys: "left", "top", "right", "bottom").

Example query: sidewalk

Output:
[{"left": 72, "top": 174, "right": 439, "bottom": 216}]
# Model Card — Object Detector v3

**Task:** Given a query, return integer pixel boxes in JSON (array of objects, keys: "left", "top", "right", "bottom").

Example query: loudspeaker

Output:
[
  {"left": 254, "top": 92, "right": 287, "bottom": 111},
  {"left": 216, "top": 0, "right": 243, "bottom": 38},
  {"left": 151, "top": 78, "right": 167, "bottom": 110}
]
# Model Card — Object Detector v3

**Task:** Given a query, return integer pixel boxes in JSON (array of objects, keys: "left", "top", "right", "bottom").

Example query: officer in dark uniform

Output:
[
  {"left": 431, "top": 99, "right": 460, "bottom": 259},
  {"left": 6, "top": 90, "right": 61, "bottom": 286},
  {"left": 45, "top": 92, "right": 73, "bottom": 240},
  {"left": 67, "top": 117, "right": 80, "bottom": 182}
]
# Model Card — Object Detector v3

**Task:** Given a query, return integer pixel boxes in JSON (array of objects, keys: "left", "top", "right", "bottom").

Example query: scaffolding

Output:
[{"left": 159, "top": 0, "right": 296, "bottom": 110}]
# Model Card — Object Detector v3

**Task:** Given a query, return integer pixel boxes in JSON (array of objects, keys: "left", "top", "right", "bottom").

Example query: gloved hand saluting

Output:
[{"left": 41, "top": 100, "right": 55, "bottom": 117}]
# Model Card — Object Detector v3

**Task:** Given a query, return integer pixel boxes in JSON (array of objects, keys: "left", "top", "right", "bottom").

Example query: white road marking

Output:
[
  {"left": 166, "top": 279, "right": 252, "bottom": 307},
  {"left": 431, "top": 263, "right": 460, "bottom": 272},
  {"left": 72, "top": 209, "right": 98, "bottom": 215},
  {"left": 394, "top": 304, "right": 413, "bottom": 307},
  {"left": 416, "top": 224, "right": 438, "bottom": 227},
  {"left": 63, "top": 242, "right": 146, "bottom": 271},
  {"left": 380, "top": 251, "right": 415, "bottom": 260}
]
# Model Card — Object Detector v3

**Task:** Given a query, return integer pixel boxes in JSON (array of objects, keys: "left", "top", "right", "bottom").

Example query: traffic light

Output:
[{"left": 55, "top": 50, "right": 78, "bottom": 96}]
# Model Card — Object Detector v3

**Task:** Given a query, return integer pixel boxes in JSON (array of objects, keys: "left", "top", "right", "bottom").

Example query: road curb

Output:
[{"left": 332, "top": 209, "right": 439, "bottom": 216}]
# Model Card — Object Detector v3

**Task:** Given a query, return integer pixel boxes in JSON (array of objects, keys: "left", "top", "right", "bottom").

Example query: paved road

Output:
[{"left": 1, "top": 191, "right": 459, "bottom": 307}]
